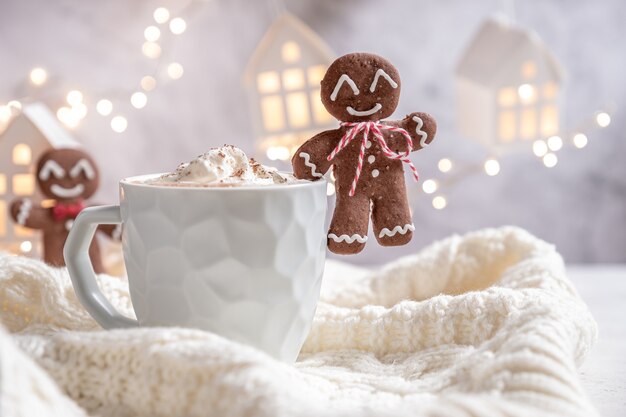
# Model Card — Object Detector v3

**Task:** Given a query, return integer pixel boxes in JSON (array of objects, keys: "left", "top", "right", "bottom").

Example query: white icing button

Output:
[
  {"left": 65, "top": 219, "right": 74, "bottom": 231},
  {"left": 367, "top": 155, "right": 375, "bottom": 164},
  {"left": 365, "top": 140, "right": 372, "bottom": 149},
  {"left": 372, "top": 169, "right": 380, "bottom": 178}
]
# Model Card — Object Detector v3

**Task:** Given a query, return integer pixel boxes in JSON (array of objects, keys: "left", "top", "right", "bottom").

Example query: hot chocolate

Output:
[{"left": 144, "top": 145, "right": 300, "bottom": 187}]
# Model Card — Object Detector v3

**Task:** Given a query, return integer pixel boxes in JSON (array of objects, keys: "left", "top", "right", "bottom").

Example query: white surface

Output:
[
  {"left": 570, "top": 265, "right": 626, "bottom": 417},
  {"left": 0, "top": 227, "right": 598, "bottom": 417}
]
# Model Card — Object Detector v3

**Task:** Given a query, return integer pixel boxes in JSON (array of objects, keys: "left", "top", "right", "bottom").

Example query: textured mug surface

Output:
[
  {"left": 119, "top": 175, "right": 327, "bottom": 362},
  {"left": 62, "top": 174, "right": 328, "bottom": 363}
]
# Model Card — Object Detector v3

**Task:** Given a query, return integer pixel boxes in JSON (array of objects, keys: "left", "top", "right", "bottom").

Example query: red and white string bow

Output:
[{"left": 327, "top": 121, "right": 419, "bottom": 196}]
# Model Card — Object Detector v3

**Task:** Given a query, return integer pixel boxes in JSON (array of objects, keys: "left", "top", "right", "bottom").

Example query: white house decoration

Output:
[
  {"left": 244, "top": 12, "right": 336, "bottom": 162},
  {"left": 0, "top": 102, "right": 80, "bottom": 256},
  {"left": 455, "top": 16, "right": 564, "bottom": 150}
]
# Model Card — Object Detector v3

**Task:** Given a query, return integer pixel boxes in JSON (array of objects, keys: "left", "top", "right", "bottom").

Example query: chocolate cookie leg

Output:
[
  {"left": 371, "top": 190, "right": 414, "bottom": 247},
  {"left": 327, "top": 192, "right": 370, "bottom": 255}
]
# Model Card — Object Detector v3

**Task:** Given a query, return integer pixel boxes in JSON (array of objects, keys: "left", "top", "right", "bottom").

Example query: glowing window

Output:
[
  {"left": 521, "top": 61, "right": 537, "bottom": 79},
  {"left": 12, "top": 174, "right": 35, "bottom": 196},
  {"left": 257, "top": 71, "right": 280, "bottom": 94},
  {"left": 310, "top": 90, "right": 333, "bottom": 124},
  {"left": 520, "top": 108, "right": 537, "bottom": 140},
  {"left": 543, "top": 82, "right": 558, "bottom": 100},
  {"left": 282, "top": 69, "right": 305, "bottom": 91},
  {"left": 286, "top": 93, "right": 310, "bottom": 128},
  {"left": 498, "top": 88, "right": 516, "bottom": 107},
  {"left": 281, "top": 42, "right": 301, "bottom": 63},
  {"left": 498, "top": 111, "right": 516, "bottom": 142},
  {"left": 0, "top": 174, "right": 6, "bottom": 195},
  {"left": 13, "top": 144, "right": 32, "bottom": 165},
  {"left": 518, "top": 84, "right": 536, "bottom": 105},
  {"left": 14, "top": 224, "right": 34, "bottom": 237},
  {"left": 307, "top": 65, "right": 327, "bottom": 86},
  {"left": 541, "top": 106, "right": 559, "bottom": 136},
  {"left": 261, "top": 96, "right": 285, "bottom": 132},
  {"left": 0, "top": 201, "right": 6, "bottom": 236},
  {"left": 266, "top": 145, "right": 290, "bottom": 161}
]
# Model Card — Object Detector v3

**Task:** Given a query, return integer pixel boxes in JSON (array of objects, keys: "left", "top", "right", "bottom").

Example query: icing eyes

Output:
[
  {"left": 69, "top": 159, "right": 96, "bottom": 180},
  {"left": 330, "top": 70, "right": 398, "bottom": 102},
  {"left": 330, "top": 74, "right": 360, "bottom": 101},
  {"left": 38, "top": 159, "right": 96, "bottom": 181},
  {"left": 39, "top": 160, "right": 66, "bottom": 180},
  {"left": 369, "top": 69, "right": 398, "bottom": 93}
]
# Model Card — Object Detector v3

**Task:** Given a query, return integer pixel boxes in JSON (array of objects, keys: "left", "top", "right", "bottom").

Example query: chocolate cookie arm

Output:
[
  {"left": 291, "top": 128, "right": 342, "bottom": 180},
  {"left": 9, "top": 199, "right": 49, "bottom": 230},
  {"left": 391, "top": 112, "right": 437, "bottom": 152}
]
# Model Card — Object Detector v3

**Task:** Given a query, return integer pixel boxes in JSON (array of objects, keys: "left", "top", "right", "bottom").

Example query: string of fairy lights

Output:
[
  {"left": 0, "top": 4, "right": 616, "bottom": 213},
  {"left": 0, "top": 5, "right": 196, "bottom": 134},
  {"left": 417, "top": 109, "right": 612, "bottom": 210}
]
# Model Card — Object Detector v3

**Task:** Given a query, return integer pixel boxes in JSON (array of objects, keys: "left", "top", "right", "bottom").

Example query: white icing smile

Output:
[
  {"left": 50, "top": 184, "right": 85, "bottom": 198},
  {"left": 346, "top": 103, "right": 382, "bottom": 117}
]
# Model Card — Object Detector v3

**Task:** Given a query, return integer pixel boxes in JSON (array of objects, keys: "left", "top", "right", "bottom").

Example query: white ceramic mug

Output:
[{"left": 64, "top": 174, "right": 327, "bottom": 362}]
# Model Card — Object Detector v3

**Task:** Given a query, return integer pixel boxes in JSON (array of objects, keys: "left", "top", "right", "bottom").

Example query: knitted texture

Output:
[{"left": 0, "top": 227, "right": 598, "bottom": 417}]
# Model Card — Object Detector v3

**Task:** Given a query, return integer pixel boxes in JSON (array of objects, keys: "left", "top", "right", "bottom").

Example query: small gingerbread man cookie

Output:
[
  {"left": 292, "top": 52, "right": 437, "bottom": 255},
  {"left": 10, "top": 148, "right": 119, "bottom": 273}
]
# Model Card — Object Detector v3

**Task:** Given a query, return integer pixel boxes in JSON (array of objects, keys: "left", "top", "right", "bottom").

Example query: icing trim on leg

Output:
[
  {"left": 378, "top": 223, "right": 415, "bottom": 238},
  {"left": 298, "top": 152, "right": 323, "bottom": 178},
  {"left": 328, "top": 233, "right": 368, "bottom": 244}
]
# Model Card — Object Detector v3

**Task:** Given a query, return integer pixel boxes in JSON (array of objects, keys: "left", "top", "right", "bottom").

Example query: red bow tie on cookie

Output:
[
  {"left": 327, "top": 121, "right": 419, "bottom": 196},
  {"left": 52, "top": 201, "right": 85, "bottom": 221}
]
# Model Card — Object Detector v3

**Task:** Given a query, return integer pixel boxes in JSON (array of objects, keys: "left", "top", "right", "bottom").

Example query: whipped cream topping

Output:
[{"left": 150, "top": 145, "right": 297, "bottom": 186}]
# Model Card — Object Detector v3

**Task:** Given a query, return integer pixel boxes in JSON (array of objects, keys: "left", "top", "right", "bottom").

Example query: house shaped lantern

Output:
[
  {"left": 244, "top": 12, "right": 336, "bottom": 162},
  {"left": 455, "top": 16, "right": 564, "bottom": 150},
  {"left": 0, "top": 102, "right": 80, "bottom": 257}
]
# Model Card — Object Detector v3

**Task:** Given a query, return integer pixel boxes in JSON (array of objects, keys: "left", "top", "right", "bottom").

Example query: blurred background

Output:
[{"left": 0, "top": 0, "right": 624, "bottom": 265}]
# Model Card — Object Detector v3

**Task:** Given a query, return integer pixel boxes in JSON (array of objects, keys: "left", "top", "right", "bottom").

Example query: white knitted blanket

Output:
[{"left": 0, "top": 227, "right": 598, "bottom": 417}]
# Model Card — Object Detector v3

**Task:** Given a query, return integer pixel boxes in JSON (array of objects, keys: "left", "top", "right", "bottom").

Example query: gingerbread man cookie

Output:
[
  {"left": 10, "top": 148, "right": 118, "bottom": 273},
  {"left": 292, "top": 53, "right": 437, "bottom": 255}
]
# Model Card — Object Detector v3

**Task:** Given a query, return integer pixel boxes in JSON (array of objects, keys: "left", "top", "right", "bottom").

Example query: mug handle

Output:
[{"left": 64, "top": 205, "right": 138, "bottom": 329}]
